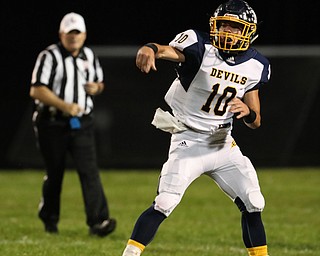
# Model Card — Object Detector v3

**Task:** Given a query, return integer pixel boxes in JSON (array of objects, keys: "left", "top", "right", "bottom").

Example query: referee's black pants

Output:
[{"left": 35, "top": 115, "right": 110, "bottom": 227}]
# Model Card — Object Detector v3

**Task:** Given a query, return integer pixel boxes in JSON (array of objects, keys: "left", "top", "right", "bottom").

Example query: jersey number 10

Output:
[{"left": 201, "top": 83, "right": 236, "bottom": 116}]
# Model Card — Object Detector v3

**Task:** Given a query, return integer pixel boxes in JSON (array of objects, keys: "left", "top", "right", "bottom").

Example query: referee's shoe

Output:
[
  {"left": 44, "top": 222, "right": 58, "bottom": 234},
  {"left": 89, "top": 218, "right": 116, "bottom": 237}
]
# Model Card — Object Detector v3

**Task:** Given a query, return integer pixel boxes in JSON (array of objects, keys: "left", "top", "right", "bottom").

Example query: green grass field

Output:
[{"left": 0, "top": 168, "right": 319, "bottom": 256}]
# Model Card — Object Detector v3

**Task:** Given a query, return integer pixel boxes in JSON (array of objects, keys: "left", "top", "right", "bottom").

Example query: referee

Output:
[{"left": 30, "top": 12, "right": 116, "bottom": 236}]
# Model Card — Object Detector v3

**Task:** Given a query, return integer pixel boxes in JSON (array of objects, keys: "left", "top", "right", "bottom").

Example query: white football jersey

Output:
[{"left": 166, "top": 29, "right": 271, "bottom": 133}]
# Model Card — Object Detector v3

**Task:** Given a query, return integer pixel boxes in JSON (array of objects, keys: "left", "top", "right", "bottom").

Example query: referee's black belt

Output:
[{"left": 35, "top": 108, "right": 92, "bottom": 120}]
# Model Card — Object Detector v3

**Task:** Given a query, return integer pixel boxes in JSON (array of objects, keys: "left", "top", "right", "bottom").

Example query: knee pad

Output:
[
  {"left": 235, "top": 190, "right": 265, "bottom": 213},
  {"left": 248, "top": 190, "right": 265, "bottom": 211},
  {"left": 154, "top": 192, "right": 181, "bottom": 217}
]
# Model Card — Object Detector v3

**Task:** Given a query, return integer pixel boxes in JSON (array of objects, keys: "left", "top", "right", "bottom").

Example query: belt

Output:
[
  {"left": 217, "top": 123, "right": 231, "bottom": 129},
  {"left": 184, "top": 122, "right": 231, "bottom": 134}
]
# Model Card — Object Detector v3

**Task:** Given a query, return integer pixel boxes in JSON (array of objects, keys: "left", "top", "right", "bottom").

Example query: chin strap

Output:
[{"left": 251, "top": 34, "right": 259, "bottom": 44}]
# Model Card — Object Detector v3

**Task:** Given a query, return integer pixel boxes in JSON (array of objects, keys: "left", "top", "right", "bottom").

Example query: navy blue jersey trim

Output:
[
  {"left": 175, "top": 30, "right": 210, "bottom": 91},
  {"left": 253, "top": 50, "right": 270, "bottom": 86}
]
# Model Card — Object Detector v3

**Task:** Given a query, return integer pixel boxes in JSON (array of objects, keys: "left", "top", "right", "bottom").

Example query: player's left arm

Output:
[{"left": 228, "top": 89, "right": 261, "bottom": 129}]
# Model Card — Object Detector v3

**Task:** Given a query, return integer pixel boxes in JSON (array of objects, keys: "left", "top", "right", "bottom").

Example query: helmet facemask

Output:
[{"left": 210, "top": 15, "right": 257, "bottom": 52}]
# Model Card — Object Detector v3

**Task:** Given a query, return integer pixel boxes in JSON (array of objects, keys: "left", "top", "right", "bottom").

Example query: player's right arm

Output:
[{"left": 136, "top": 44, "right": 185, "bottom": 73}]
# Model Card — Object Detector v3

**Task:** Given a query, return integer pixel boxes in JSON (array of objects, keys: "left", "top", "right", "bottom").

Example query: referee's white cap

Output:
[{"left": 59, "top": 12, "right": 86, "bottom": 33}]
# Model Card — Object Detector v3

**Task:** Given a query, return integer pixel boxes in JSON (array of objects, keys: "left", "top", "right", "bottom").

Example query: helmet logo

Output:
[{"left": 224, "top": 13, "right": 239, "bottom": 19}]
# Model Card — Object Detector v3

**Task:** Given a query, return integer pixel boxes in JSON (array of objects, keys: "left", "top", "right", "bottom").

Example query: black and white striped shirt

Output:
[{"left": 31, "top": 43, "right": 104, "bottom": 117}]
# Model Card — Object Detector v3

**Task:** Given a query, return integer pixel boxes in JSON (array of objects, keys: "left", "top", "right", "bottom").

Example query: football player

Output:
[{"left": 122, "top": 0, "right": 270, "bottom": 255}]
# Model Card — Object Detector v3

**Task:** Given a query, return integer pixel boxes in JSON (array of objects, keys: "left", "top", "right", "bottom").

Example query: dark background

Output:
[{"left": 2, "top": 0, "right": 320, "bottom": 169}]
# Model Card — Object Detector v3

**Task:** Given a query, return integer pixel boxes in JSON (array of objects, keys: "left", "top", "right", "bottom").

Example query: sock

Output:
[
  {"left": 241, "top": 212, "right": 266, "bottom": 247},
  {"left": 122, "top": 239, "right": 145, "bottom": 256},
  {"left": 247, "top": 245, "right": 268, "bottom": 256},
  {"left": 131, "top": 205, "right": 166, "bottom": 245}
]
